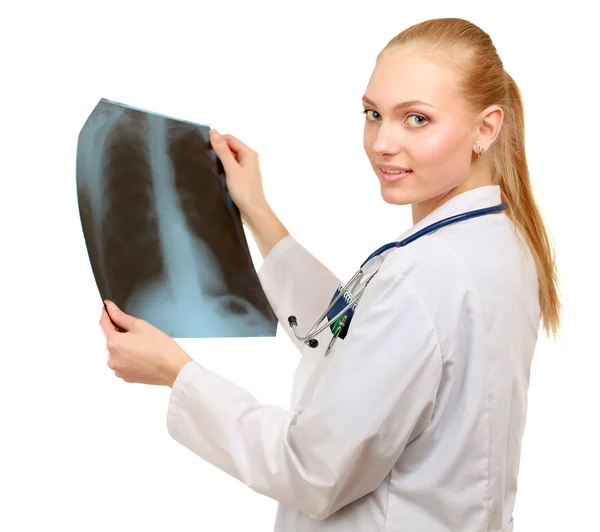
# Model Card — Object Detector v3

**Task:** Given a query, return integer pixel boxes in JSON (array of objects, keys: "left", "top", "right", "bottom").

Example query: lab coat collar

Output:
[{"left": 396, "top": 185, "right": 502, "bottom": 242}]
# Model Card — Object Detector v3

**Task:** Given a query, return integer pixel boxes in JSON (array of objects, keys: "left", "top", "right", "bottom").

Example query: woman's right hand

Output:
[{"left": 209, "top": 129, "right": 268, "bottom": 225}]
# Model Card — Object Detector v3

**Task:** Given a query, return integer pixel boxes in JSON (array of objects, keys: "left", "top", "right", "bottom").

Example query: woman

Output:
[{"left": 101, "top": 17, "right": 561, "bottom": 532}]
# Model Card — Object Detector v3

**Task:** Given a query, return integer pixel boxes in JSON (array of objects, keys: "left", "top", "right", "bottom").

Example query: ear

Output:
[{"left": 474, "top": 104, "right": 504, "bottom": 152}]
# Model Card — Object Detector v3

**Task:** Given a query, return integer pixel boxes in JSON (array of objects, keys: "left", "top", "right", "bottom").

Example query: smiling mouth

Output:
[{"left": 378, "top": 168, "right": 412, "bottom": 182}]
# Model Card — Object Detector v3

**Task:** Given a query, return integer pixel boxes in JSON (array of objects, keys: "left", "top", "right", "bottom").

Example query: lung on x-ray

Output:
[{"left": 76, "top": 98, "right": 277, "bottom": 338}]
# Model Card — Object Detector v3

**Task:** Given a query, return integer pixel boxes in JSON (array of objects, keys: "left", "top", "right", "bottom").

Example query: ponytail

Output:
[{"left": 497, "top": 72, "right": 562, "bottom": 340}]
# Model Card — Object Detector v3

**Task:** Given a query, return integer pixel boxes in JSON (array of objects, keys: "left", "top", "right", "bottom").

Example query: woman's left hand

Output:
[{"left": 100, "top": 300, "right": 193, "bottom": 387}]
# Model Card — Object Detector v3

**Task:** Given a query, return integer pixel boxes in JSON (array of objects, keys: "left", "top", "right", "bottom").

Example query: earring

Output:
[{"left": 475, "top": 145, "right": 484, "bottom": 158}]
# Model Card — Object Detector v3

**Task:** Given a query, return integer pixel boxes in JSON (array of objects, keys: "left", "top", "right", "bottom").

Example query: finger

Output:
[
  {"left": 221, "top": 134, "right": 258, "bottom": 167},
  {"left": 99, "top": 307, "right": 117, "bottom": 337},
  {"left": 107, "top": 352, "right": 116, "bottom": 370},
  {"left": 209, "top": 129, "right": 240, "bottom": 171},
  {"left": 220, "top": 133, "right": 254, "bottom": 156},
  {"left": 210, "top": 129, "right": 257, "bottom": 168},
  {"left": 104, "top": 300, "right": 135, "bottom": 332},
  {"left": 115, "top": 371, "right": 135, "bottom": 383}
]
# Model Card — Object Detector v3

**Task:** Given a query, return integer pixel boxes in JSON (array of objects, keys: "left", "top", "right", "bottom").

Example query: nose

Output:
[{"left": 369, "top": 122, "right": 403, "bottom": 155}]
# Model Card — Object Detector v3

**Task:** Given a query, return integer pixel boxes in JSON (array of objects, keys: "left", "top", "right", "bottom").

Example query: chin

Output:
[{"left": 380, "top": 184, "right": 412, "bottom": 205}]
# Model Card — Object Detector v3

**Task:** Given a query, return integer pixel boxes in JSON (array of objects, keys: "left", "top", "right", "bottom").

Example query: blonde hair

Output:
[{"left": 379, "top": 18, "right": 562, "bottom": 340}]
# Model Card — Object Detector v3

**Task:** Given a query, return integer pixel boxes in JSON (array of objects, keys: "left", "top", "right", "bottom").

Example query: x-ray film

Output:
[{"left": 76, "top": 98, "right": 277, "bottom": 338}]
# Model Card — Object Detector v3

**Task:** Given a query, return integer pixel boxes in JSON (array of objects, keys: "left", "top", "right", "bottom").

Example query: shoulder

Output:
[
  {"left": 379, "top": 233, "right": 476, "bottom": 305},
  {"left": 380, "top": 212, "right": 525, "bottom": 306},
  {"left": 372, "top": 234, "right": 478, "bottom": 350}
]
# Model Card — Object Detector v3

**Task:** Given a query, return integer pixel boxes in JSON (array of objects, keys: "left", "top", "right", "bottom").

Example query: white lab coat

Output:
[{"left": 167, "top": 185, "right": 540, "bottom": 531}]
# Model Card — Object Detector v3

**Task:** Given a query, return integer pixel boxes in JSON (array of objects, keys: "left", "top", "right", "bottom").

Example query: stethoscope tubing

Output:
[{"left": 289, "top": 203, "right": 508, "bottom": 346}]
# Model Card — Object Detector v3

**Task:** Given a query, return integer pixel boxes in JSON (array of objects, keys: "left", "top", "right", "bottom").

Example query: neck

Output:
[{"left": 411, "top": 161, "right": 493, "bottom": 225}]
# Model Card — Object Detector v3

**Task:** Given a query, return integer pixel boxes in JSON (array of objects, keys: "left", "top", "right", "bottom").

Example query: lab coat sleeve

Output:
[
  {"left": 256, "top": 234, "right": 343, "bottom": 351},
  {"left": 167, "top": 262, "right": 443, "bottom": 520}
]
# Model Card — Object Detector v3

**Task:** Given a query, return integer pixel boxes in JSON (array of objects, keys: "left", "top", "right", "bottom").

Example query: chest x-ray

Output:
[{"left": 76, "top": 98, "right": 277, "bottom": 338}]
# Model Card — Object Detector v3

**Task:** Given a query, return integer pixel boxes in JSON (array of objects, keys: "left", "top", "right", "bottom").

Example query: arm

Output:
[
  {"left": 245, "top": 202, "right": 343, "bottom": 351},
  {"left": 167, "top": 262, "right": 443, "bottom": 520},
  {"left": 243, "top": 201, "right": 289, "bottom": 260}
]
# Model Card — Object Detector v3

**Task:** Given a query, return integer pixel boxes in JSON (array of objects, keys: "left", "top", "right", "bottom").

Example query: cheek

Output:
[
  {"left": 414, "top": 131, "right": 474, "bottom": 190},
  {"left": 417, "top": 129, "right": 467, "bottom": 167},
  {"left": 363, "top": 129, "right": 373, "bottom": 155}
]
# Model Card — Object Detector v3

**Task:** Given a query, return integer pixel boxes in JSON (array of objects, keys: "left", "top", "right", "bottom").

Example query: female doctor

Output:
[{"left": 100, "top": 17, "right": 562, "bottom": 532}]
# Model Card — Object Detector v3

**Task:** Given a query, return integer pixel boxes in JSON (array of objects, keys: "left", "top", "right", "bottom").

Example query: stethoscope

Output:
[{"left": 288, "top": 203, "right": 507, "bottom": 356}]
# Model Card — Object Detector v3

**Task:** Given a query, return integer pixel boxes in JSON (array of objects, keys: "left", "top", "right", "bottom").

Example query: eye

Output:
[
  {"left": 406, "top": 114, "right": 428, "bottom": 127},
  {"left": 362, "top": 109, "right": 380, "bottom": 121},
  {"left": 361, "top": 109, "right": 429, "bottom": 128}
]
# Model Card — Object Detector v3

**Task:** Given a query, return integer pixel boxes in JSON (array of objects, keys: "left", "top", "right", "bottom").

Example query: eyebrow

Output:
[{"left": 361, "top": 95, "right": 436, "bottom": 111}]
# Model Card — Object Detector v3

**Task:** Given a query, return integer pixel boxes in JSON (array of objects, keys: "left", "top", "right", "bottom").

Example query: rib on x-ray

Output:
[{"left": 76, "top": 98, "right": 277, "bottom": 338}]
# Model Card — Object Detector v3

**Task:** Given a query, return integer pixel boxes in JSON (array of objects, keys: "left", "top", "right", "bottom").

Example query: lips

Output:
[
  {"left": 378, "top": 167, "right": 412, "bottom": 183},
  {"left": 377, "top": 163, "right": 412, "bottom": 172}
]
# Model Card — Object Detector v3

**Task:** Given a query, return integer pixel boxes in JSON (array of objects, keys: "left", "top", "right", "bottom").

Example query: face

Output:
[{"left": 362, "top": 48, "right": 491, "bottom": 219}]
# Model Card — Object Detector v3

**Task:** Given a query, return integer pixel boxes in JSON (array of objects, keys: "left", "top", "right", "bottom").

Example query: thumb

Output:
[
  {"left": 209, "top": 129, "right": 240, "bottom": 173},
  {"left": 104, "top": 300, "right": 136, "bottom": 331}
]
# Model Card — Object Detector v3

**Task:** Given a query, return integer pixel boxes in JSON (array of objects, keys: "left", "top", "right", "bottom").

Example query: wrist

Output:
[
  {"left": 166, "top": 353, "right": 193, "bottom": 388},
  {"left": 242, "top": 200, "right": 273, "bottom": 229}
]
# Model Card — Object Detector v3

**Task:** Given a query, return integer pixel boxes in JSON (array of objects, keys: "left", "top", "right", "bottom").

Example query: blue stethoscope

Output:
[{"left": 288, "top": 203, "right": 507, "bottom": 356}]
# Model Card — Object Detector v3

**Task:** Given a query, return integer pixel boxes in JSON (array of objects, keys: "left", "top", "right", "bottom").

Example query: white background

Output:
[{"left": 1, "top": 1, "right": 598, "bottom": 530}]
